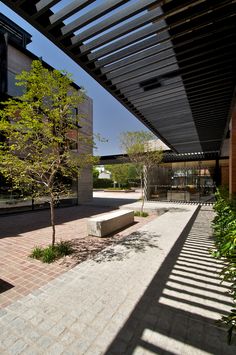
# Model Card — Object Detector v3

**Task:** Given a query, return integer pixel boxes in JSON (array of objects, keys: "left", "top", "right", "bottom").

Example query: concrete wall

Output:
[{"left": 7, "top": 45, "right": 32, "bottom": 96}]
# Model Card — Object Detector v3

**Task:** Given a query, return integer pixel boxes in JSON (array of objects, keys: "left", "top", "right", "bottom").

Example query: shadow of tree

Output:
[
  {"left": 93, "top": 231, "right": 161, "bottom": 263},
  {"left": 167, "top": 207, "right": 189, "bottom": 213},
  {"left": 59, "top": 230, "right": 160, "bottom": 267}
]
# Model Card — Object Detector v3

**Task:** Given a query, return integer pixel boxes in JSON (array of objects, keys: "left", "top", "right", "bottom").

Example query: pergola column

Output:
[{"left": 229, "top": 105, "right": 236, "bottom": 195}]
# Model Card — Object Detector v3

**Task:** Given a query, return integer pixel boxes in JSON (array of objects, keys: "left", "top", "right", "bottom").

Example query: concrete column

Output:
[
  {"left": 77, "top": 167, "right": 93, "bottom": 203},
  {"left": 229, "top": 106, "right": 236, "bottom": 195}
]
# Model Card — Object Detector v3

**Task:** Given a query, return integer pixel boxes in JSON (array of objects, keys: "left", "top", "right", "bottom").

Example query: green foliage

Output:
[
  {"left": 93, "top": 178, "right": 113, "bottom": 188},
  {"left": 93, "top": 167, "right": 99, "bottom": 182},
  {"left": 56, "top": 240, "right": 74, "bottom": 256},
  {"left": 120, "top": 131, "right": 163, "bottom": 212},
  {"left": 134, "top": 211, "right": 149, "bottom": 217},
  {"left": 0, "top": 60, "right": 97, "bottom": 245},
  {"left": 106, "top": 163, "right": 139, "bottom": 187},
  {"left": 30, "top": 246, "right": 43, "bottom": 259},
  {"left": 41, "top": 246, "right": 57, "bottom": 263},
  {"left": 120, "top": 131, "right": 163, "bottom": 171},
  {"left": 211, "top": 187, "right": 236, "bottom": 343},
  {"left": 30, "top": 241, "right": 73, "bottom": 263}
]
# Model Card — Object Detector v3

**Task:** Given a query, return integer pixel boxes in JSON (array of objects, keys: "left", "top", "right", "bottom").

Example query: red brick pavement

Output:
[{"left": 0, "top": 205, "right": 156, "bottom": 308}]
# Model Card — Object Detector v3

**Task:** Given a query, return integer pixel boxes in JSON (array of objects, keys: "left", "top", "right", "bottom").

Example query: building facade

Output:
[{"left": 0, "top": 13, "right": 93, "bottom": 213}]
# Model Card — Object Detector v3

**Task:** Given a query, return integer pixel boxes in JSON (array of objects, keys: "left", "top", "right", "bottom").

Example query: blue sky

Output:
[{"left": 0, "top": 1, "right": 150, "bottom": 156}]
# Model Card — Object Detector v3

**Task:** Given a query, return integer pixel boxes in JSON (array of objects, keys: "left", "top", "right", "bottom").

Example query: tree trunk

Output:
[
  {"left": 143, "top": 165, "right": 148, "bottom": 202},
  {"left": 140, "top": 175, "right": 144, "bottom": 213},
  {"left": 50, "top": 197, "right": 56, "bottom": 247}
]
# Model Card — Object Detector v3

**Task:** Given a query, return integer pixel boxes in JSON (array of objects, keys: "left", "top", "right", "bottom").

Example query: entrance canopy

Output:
[{"left": 3, "top": 0, "right": 236, "bottom": 153}]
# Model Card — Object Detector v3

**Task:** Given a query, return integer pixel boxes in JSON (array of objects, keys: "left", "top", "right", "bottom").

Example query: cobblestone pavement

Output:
[
  {"left": 0, "top": 203, "right": 156, "bottom": 308},
  {"left": 1, "top": 205, "right": 236, "bottom": 354}
]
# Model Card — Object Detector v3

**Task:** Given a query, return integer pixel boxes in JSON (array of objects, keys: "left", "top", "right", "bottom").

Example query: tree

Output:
[
  {"left": 0, "top": 60, "right": 96, "bottom": 246},
  {"left": 107, "top": 163, "right": 139, "bottom": 187},
  {"left": 120, "top": 131, "right": 163, "bottom": 212},
  {"left": 93, "top": 167, "right": 99, "bottom": 182}
]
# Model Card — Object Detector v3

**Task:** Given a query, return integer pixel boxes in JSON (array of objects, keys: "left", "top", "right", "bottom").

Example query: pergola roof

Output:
[
  {"left": 99, "top": 151, "right": 221, "bottom": 165},
  {"left": 3, "top": 0, "right": 236, "bottom": 153}
]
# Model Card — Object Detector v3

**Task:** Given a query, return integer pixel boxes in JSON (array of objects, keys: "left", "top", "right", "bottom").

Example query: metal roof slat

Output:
[
  {"left": 134, "top": 83, "right": 234, "bottom": 107},
  {"left": 88, "top": 20, "right": 167, "bottom": 61},
  {"left": 78, "top": 6, "right": 163, "bottom": 53},
  {"left": 140, "top": 96, "right": 189, "bottom": 111},
  {"left": 100, "top": 41, "right": 173, "bottom": 74},
  {"left": 106, "top": 48, "right": 176, "bottom": 80},
  {"left": 119, "top": 77, "right": 182, "bottom": 96},
  {"left": 115, "top": 63, "right": 179, "bottom": 90},
  {"left": 89, "top": 2, "right": 235, "bottom": 62},
  {"left": 36, "top": 0, "right": 61, "bottom": 13},
  {"left": 131, "top": 86, "right": 185, "bottom": 104},
  {"left": 96, "top": 21, "right": 234, "bottom": 68},
  {"left": 137, "top": 94, "right": 189, "bottom": 109},
  {"left": 49, "top": 0, "right": 95, "bottom": 27},
  {"left": 110, "top": 57, "right": 178, "bottom": 85},
  {"left": 94, "top": 31, "right": 170, "bottom": 67},
  {"left": 61, "top": 0, "right": 129, "bottom": 37},
  {"left": 71, "top": 0, "right": 160, "bottom": 43}
]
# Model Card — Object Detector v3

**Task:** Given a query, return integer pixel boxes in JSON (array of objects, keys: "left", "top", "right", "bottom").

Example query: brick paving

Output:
[
  {"left": 0, "top": 204, "right": 156, "bottom": 308},
  {"left": 1, "top": 204, "right": 236, "bottom": 354}
]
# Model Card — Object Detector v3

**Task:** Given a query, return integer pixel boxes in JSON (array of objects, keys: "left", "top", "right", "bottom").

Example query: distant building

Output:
[
  {"left": 96, "top": 166, "right": 111, "bottom": 180},
  {"left": 0, "top": 13, "right": 93, "bottom": 213}
]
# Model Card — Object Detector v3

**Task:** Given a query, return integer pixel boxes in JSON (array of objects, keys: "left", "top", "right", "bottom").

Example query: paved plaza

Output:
[
  {"left": 0, "top": 192, "right": 157, "bottom": 308},
  {"left": 1, "top": 197, "right": 236, "bottom": 354}
]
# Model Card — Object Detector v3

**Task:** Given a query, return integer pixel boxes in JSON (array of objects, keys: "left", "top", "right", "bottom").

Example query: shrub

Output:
[
  {"left": 30, "top": 246, "right": 43, "bottom": 259},
  {"left": 29, "top": 240, "right": 74, "bottom": 263},
  {"left": 56, "top": 240, "right": 73, "bottom": 256},
  {"left": 93, "top": 178, "right": 113, "bottom": 188},
  {"left": 134, "top": 211, "right": 149, "bottom": 217},
  {"left": 211, "top": 187, "right": 236, "bottom": 344},
  {"left": 41, "top": 246, "right": 57, "bottom": 263}
]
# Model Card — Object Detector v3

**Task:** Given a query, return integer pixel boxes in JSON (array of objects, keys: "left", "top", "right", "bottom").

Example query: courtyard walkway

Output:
[
  {"left": 1, "top": 202, "right": 235, "bottom": 354},
  {"left": 0, "top": 199, "right": 156, "bottom": 308}
]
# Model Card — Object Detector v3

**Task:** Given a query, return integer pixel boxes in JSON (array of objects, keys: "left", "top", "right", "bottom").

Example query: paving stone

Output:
[
  {"left": 8, "top": 339, "right": 28, "bottom": 355},
  {"left": 0, "top": 309, "right": 7, "bottom": 317},
  {"left": 36, "top": 335, "right": 54, "bottom": 349},
  {"left": 1, "top": 332, "right": 19, "bottom": 348},
  {"left": 67, "top": 337, "right": 91, "bottom": 354},
  {"left": 30, "top": 314, "right": 45, "bottom": 326},
  {"left": 21, "top": 346, "right": 41, "bottom": 355},
  {"left": 47, "top": 342, "right": 65, "bottom": 355},
  {"left": 23, "top": 328, "right": 41, "bottom": 343},
  {"left": 48, "top": 323, "right": 66, "bottom": 337},
  {"left": 60, "top": 331, "right": 77, "bottom": 346},
  {"left": 84, "top": 345, "right": 105, "bottom": 355},
  {"left": 1, "top": 204, "right": 236, "bottom": 354}
]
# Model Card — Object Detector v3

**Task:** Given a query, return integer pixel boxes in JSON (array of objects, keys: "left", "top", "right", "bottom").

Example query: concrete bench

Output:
[{"left": 87, "top": 210, "right": 134, "bottom": 237}]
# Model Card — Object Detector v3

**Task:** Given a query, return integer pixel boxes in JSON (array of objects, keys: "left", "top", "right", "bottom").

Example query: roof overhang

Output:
[
  {"left": 2, "top": 0, "right": 236, "bottom": 153},
  {"left": 99, "top": 151, "right": 223, "bottom": 165}
]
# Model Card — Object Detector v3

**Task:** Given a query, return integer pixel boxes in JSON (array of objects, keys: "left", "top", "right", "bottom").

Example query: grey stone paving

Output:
[{"left": 0, "top": 204, "right": 236, "bottom": 354}]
